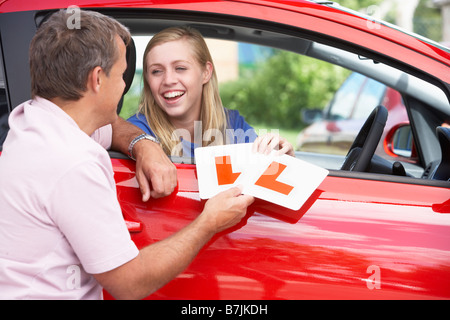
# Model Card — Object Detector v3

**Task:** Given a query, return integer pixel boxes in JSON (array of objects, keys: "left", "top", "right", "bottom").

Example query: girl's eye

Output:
[
  {"left": 151, "top": 69, "right": 162, "bottom": 75},
  {"left": 176, "top": 66, "right": 187, "bottom": 72}
]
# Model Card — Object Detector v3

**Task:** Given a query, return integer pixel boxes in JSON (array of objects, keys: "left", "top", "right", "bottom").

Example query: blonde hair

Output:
[{"left": 138, "top": 26, "right": 227, "bottom": 156}]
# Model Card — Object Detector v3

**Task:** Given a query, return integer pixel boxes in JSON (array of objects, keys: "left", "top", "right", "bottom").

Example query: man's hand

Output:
[
  {"left": 133, "top": 139, "right": 177, "bottom": 201},
  {"left": 110, "top": 117, "right": 177, "bottom": 201},
  {"left": 95, "top": 185, "right": 253, "bottom": 300},
  {"left": 201, "top": 186, "right": 255, "bottom": 234}
]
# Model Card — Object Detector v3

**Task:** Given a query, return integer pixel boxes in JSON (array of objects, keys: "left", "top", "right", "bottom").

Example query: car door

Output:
[
  {"left": 110, "top": 156, "right": 450, "bottom": 299},
  {"left": 106, "top": 9, "right": 450, "bottom": 298}
]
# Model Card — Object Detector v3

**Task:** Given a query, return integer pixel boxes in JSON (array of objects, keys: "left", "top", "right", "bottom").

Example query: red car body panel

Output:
[
  {"left": 110, "top": 158, "right": 450, "bottom": 299},
  {"left": 1, "top": 0, "right": 449, "bottom": 300}
]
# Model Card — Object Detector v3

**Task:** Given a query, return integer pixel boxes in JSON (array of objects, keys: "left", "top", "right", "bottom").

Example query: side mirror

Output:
[
  {"left": 384, "top": 123, "right": 417, "bottom": 160},
  {"left": 301, "top": 109, "right": 323, "bottom": 125}
]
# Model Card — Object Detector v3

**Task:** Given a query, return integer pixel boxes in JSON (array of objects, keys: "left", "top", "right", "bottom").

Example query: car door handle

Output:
[{"left": 125, "top": 219, "right": 143, "bottom": 233}]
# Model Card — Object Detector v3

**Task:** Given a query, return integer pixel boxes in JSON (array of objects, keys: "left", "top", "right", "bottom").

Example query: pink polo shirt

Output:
[{"left": 0, "top": 97, "right": 139, "bottom": 299}]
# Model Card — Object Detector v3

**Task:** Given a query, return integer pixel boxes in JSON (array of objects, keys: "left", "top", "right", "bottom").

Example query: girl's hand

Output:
[{"left": 252, "top": 133, "right": 295, "bottom": 157}]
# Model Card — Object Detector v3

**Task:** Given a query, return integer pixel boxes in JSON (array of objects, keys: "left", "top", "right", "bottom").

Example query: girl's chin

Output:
[{"left": 162, "top": 107, "right": 187, "bottom": 120}]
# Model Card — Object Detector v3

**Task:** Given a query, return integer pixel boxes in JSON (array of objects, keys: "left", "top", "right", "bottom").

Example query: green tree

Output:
[
  {"left": 339, "top": 0, "right": 383, "bottom": 11},
  {"left": 220, "top": 50, "right": 350, "bottom": 129},
  {"left": 413, "top": 0, "right": 442, "bottom": 42}
]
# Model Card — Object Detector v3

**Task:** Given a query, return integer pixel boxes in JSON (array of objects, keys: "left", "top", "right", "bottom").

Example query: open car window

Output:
[{"left": 116, "top": 15, "right": 449, "bottom": 185}]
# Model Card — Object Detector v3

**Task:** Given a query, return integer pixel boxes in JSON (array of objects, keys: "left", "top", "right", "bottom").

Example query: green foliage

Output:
[
  {"left": 338, "top": 0, "right": 382, "bottom": 11},
  {"left": 219, "top": 50, "right": 350, "bottom": 129},
  {"left": 413, "top": 0, "right": 442, "bottom": 42},
  {"left": 120, "top": 91, "right": 140, "bottom": 120},
  {"left": 119, "top": 72, "right": 143, "bottom": 120}
]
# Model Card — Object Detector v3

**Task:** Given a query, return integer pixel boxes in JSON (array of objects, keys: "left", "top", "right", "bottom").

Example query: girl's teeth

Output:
[{"left": 164, "top": 91, "right": 184, "bottom": 98}]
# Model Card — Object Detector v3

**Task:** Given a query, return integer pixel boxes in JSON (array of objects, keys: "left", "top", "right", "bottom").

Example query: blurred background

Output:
[{"left": 355, "top": 0, "right": 448, "bottom": 44}]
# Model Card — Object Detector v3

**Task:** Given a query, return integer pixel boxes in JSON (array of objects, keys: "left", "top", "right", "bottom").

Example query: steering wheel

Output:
[{"left": 341, "top": 105, "right": 388, "bottom": 172}]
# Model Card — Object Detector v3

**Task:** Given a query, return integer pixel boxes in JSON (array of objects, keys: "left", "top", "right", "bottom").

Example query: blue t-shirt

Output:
[{"left": 127, "top": 108, "right": 257, "bottom": 157}]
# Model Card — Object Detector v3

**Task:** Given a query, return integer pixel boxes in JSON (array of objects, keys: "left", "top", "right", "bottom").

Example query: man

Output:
[{"left": 0, "top": 9, "right": 254, "bottom": 300}]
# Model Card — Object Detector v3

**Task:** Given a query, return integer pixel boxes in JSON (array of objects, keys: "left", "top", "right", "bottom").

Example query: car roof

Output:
[{"left": 1, "top": 0, "right": 448, "bottom": 78}]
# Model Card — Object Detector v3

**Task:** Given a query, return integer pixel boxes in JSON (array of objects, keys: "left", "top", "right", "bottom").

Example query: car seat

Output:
[{"left": 117, "top": 36, "right": 136, "bottom": 114}]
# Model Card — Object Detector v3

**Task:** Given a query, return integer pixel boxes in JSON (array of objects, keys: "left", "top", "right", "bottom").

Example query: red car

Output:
[{"left": 0, "top": 0, "right": 449, "bottom": 301}]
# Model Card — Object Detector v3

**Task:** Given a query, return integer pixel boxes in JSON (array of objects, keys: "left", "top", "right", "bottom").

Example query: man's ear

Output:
[
  {"left": 202, "top": 61, "right": 213, "bottom": 84},
  {"left": 87, "top": 66, "right": 103, "bottom": 93}
]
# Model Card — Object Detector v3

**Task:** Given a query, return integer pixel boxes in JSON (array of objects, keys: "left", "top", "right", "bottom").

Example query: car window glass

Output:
[
  {"left": 327, "top": 72, "right": 365, "bottom": 120},
  {"left": 352, "top": 77, "right": 386, "bottom": 120},
  {"left": 392, "top": 125, "right": 413, "bottom": 157}
]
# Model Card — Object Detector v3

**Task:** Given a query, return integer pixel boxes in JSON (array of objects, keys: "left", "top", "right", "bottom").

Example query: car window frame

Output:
[
  {"left": 102, "top": 9, "right": 449, "bottom": 188},
  {"left": 1, "top": 8, "right": 448, "bottom": 189}
]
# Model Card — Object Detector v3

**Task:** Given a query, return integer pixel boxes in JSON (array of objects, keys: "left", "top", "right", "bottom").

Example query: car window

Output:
[
  {"left": 120, "top": 35, "right": 350, "bottom": 150},
  {"left": 119, "top": 32, "right": 423, "bottom": 177},
  {"left": 352, "top": 77, "right": 386, "bottom": 120},
  {"left": 327, "top": 72, "right": 365, "bottom": 121}
]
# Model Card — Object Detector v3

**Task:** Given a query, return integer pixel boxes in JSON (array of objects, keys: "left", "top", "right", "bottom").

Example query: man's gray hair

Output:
[{"left": 29, "top": 9, "right": 131, "bottom": 101}]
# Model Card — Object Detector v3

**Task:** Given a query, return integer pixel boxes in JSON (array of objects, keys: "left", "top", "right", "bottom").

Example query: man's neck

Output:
[{"left": 49, "top": 96, "right": 105, "bottom": 136}]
